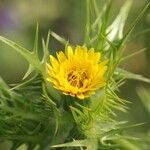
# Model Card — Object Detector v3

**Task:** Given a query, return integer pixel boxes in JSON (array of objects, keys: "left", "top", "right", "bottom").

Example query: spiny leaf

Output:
[
  {"left": 51, "top": 139, "right": 98, "bottom": 150},
  {"left": 0, "top": 36, "right": 44, "bottom": 74},
  {"left": 84, "top": 0, "right": 91, "bottom": 45},
  {"left": 117, "top": 139, "right": 141, "bottom": 150},
  {"left": 0, "top": 26, "right": 51, "bottom": 78},
  {"left": 51, "top": 139, "right": 87, "bottom": 148},
  {"left": 97, "top": 0, "right": 114, "bottom": 50},
  {"left": 92, "top": 0, "right": 99, "bottom": 17},
  {"left": 16, "top": 144, "right": 27, "bottom": 150},
  {"left": 42, "top": 83, "right": 56, "bottom": 106},
  {"left": 0, "top": 36, "right": 33, "bottom": 60},
  {"left": 131, "top": 28, "right": 150, "bottom": 40},
  {"left": 22, "top": 65, "right": 34, "bottom": 80},
  {"left": 33, "top": 24, "right": 39, "bottom": 55},
  {"left": 120, "top": 2, "right": 150, "bottom": 48},
  {"left": 121, "top": 47, "right": 147, "bottom": 62},
  {"left": 0, "top": 77, "right": 9, "bottom": 89},
  {"left": 116, "top": 68, "right": 150, "bottom": 83},
  {"left": 11, "top": 141, "right": 25, "bottom": 150},
  {"left": 91, "top": 2, "right": 107, "bottom": 31},
  {"left": 50, "top": 31, "right": 68, "bottom": 45},
  {"left": 41, "top": 31, "right": 51, "bottom": 78},
  {"left": 42, "top": 30, "right": 50, "bottom": 63},
  {"left": 137, "top": 87, "right": 150, "bottom": 114},
  {"left": 107, "top": 0, "right": 132, "bottom": 41}
]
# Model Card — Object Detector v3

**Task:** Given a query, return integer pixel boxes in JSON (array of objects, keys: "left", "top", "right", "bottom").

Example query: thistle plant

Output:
[{"left": 0, "top": 0, "right": 150, "bottom": 150}]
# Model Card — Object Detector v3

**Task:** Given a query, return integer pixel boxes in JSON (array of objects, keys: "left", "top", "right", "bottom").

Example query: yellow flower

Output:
[{"left": 47, "top": 45, "right": 107, "bottom": 99}]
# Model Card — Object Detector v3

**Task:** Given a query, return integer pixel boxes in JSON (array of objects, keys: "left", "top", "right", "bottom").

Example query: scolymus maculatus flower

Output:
[{"left": 47, "top": 46, "right": 107, "bottom": 99}]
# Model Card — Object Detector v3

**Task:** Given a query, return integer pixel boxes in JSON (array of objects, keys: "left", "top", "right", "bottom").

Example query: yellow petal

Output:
[
  {"left": 50, "top": 55, "right": 59, "bottom": 68},
  {"left": 67, "top": 46, "right": 74, "bottom": 59},
  {"left": 77, "top": 94, "right": 85, "bottom": 99},
  {"left": 57, "top": 51, "right": 66, "bottom": 63}
]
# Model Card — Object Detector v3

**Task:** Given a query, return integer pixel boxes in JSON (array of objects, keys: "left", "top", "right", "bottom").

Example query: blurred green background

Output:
[{"left": 0, "top": 0, "right": 149, "bottom": 149}]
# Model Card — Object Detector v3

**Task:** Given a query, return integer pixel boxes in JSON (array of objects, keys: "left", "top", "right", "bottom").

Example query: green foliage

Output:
[
  {"left": 0, "top": 25, "right": 49, "bottom": 79},
  {"left": 0, "top": 0, "right": 150, "bottom": 150},
  {"left": 0, "top": 75, "right": 75, "bottom": 150},
  {"left": 137, "top": 87, "right": 150, "bottom": 114}
]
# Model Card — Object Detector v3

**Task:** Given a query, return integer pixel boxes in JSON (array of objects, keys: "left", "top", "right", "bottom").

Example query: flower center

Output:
[{"left": 67, "top": 69, "right": 88, "bottom": 88}]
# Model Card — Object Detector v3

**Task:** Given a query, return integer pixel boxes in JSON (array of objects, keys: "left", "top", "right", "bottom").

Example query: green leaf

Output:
[
  {"left": 117, "top": 139, "right": 142, "bottom": 150},
  {"left": 33, "top": 24, "right": 39, "bottom": 55},
  {"left": 0, "top": 36, "right": 44, "bottom": 74},
  {"left": 137, "top": 87, "right": 150, "bottom": 114},
  {"left": 0, "top": 27, "right": 51, "bottom": 78},
  {"left": 0, "top": 77, "right": 9, "bottom": 90},
  {"left": 51, "top": 139, "right": 87, "bottom": 148},
  {"left": 121, "top": 48, "right": 147, "bottom": 62},
  {"left": 120, "top": 2, "right": 150, "bottom": 48},
  {"left": 97, "top": 0, "right": 114, "bottom": 50},
  {"left": 42, "top": 83, "right": 56, "bottom": 106},
  {"left": 22, "top": 65, "right": 34, "bottom": 80},
  {"left": 91, "top": 2, "right": 107, "bottom": 31},
  {"left": 107, "top": 0, "right": 132, "bottom": 41},
  {"left": 51, "top": 139, "right": 98, "bottom": 150},
  {"left": 16, "top": 144, "right": 27, "bottom": 150},
  {"left": 51, "top": 31, "right": 68, "bottom": 45},
  {"left": 116, "top": 68, "right": 150, "bottom": 83},
  {"left": 84, "top": 0, "right": 91, "bottom": 45},
  {"left": 92, "top": 0, "right": 99, "bottom": 17}
]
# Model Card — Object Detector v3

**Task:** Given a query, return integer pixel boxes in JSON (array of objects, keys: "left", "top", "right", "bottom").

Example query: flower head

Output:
[{"left": 47, "top": 46, "right": 107, "bottom": 99}]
